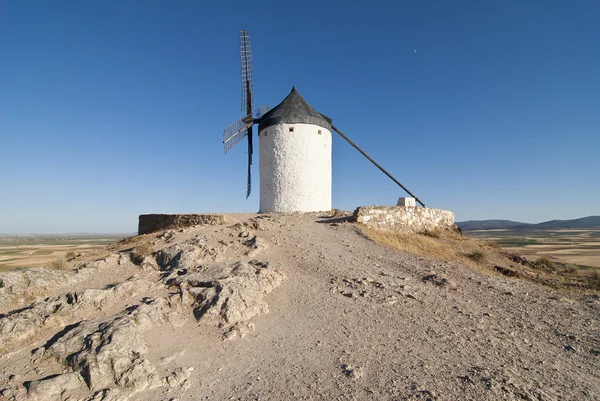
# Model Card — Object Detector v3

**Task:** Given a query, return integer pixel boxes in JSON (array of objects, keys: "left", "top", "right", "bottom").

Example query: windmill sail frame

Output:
[
  {"left": 240, "top": 30, "right": 253, "bottom": 115},
  {"left": 222, "top": 30, "right": 269, "bottom": 199}
]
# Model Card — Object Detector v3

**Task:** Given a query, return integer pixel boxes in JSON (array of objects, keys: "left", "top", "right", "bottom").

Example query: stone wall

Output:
[
  {"left": 353, "top": 206, "right": 455, "bottom": 233},
  {"left": 138, "top": 214, "right": 226, "bottom": 235}
]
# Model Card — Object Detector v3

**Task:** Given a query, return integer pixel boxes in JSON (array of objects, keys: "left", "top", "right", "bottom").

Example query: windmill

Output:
[
  {"left": 223, "top": 30, "right": 269, "bottom": 198},
  {"left": 223, "top": 30, "right": 425, "bottom": 211}
]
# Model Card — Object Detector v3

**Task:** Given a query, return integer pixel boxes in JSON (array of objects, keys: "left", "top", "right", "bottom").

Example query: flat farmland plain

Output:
[
  {"left": 465, "top": 229, "right": 600, "bottom": 268},
  {"left": 0, "top": 234, "right": 128, "bottom": 272}
]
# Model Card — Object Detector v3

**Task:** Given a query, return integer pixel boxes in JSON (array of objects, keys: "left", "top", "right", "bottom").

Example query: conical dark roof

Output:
[{"left": 258, "top": 87, "right": 332, "bottom": 131}]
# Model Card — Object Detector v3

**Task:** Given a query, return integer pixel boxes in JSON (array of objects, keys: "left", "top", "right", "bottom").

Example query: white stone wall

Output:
[
  {"left": 259, "top": 123, "right": 332, "bottom": 213},
  {"left": 354, "top": 206, "right": 455, "bottom": 233}
]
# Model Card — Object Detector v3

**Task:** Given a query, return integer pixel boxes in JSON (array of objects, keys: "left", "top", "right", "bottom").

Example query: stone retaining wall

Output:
[
  {"left": 138, "top": 214, "right": 226, "bottom": 235},
  {"left": 354, "top": 206, "right": 455, "bottom": 233}
]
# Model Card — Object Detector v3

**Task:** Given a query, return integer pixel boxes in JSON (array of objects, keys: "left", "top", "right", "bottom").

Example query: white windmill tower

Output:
[
  {"left": 223, "top": 30, "right": 425, "bottom": 213},
  {"left": 257, "top": 87, "right": 333, "bottom": 212}
]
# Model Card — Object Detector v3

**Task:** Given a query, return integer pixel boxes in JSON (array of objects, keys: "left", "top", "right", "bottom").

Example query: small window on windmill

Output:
[
  {"left": 318, "top": 130, "right": 322, "bottom": 135},
  {"left": 289, "top": 126, "right": 294, "bottom": 132}
]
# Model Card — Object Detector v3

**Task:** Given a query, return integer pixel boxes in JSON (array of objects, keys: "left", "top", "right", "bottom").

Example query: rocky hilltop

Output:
[{"left": 1, "top": 213, "right": 599, "bottom": 400}]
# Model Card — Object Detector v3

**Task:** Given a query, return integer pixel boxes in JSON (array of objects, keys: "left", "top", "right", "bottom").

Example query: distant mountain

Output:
[
  {"left": 531, "top": 216, "right": 600, "bottom": 230},
  {"left": 457, "top": 216, "right": 600, "bottom": 230},
  {"left": 456, "top": 220, "right": 531, "bottom": 230}
]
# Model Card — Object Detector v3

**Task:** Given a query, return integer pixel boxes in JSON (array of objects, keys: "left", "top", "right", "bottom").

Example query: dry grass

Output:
[
  {"left": 363, "top": 227, "right": 481, "bottom": 265},
  {"left": 467, "top": 251, "right": 486, "bottom": 263},
  {"left": 590, "top": 271, "right": 600, "bottom": 290},
  {"left": 486, "top": 241, "right": 502, "bottom": 249},
  {"left": 49, "top": 257, "right": 69, "bottom": 270},
  {"left": 418, "top": 229, "right": 441, "bottom": 239},
  {"left": 132, "top": 243, "right": 154, "bottom": 265},
  {"left": 362, "top": 227, "right": 600, "bottom": 293},
  {"left": 536, "top": 256, "right": 555, "bottom": 269}
]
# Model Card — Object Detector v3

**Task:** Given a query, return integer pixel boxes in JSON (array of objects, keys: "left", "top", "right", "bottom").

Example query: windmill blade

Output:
[
  {"left": 240, "top": 30, "right": 254, "bottom": 116},
  {"left": 246, "top": 125, "right": 253, "bottom": 198},
  {"left": 223, "top": 118, "right": 252, "bottom": 154},
  {"left": 254, "top": 104, "right": 269, "bottom": 119},
  {"left": 224, "top": 128, "right": 247, "bottom": 154}
]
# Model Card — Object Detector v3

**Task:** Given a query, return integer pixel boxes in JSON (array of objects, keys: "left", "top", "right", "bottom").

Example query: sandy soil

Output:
[{"left": 1, "top": 213, "right": 599, "bottom": 400}]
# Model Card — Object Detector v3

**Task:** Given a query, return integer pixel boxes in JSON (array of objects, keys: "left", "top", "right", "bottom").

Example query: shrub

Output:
[
  {"left": 590, "top": 271, "right": 600, "bottom": 291},
  {"left": 486, "top": 241, "right": 501, "bottom": 249},
  {"left": 132, "top": 243, "right": 153, "bottom": 265},
  {"left": 419, "top": 229, "right": 441, "bottom": 239},
  {"left": 49, "top": 257, "right": 68, "bottom": 270},
  {"left": 467, "top": 251, "right": 485, "bottom": 263},
  {"left": 65, "top": 251, "right": 77, "bottom": 261},
  {"left": 535, "top": 256, "right": 555, "bottom": 271},
  {"left": 537, "top": 256, "right": 554, "bottom": 267}
]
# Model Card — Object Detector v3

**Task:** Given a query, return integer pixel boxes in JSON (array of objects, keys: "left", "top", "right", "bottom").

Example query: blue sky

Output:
[{"left": 1, "top": 1, "right": 598, "bottom": 233}]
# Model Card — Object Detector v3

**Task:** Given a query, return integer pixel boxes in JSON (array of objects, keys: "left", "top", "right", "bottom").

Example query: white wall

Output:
[{"left": 259, "top": 123, "right": 332, "bottom": 213}]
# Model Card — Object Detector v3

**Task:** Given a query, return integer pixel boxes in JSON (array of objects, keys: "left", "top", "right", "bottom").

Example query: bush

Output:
[
  {"left": 467, "top": 251, "right": 485, "bottom": 263},
  {"left": 419, "top": 229, "right": 441, "bottom": 239},
  {"left": 65, "top": 251, "right": 77, "bottom": 261},
  {"left": 49, "top": 257, "right": 68, "bottom": 270},
  {"left": 132, "top": 243, "right": 153, "bottom": 265},
  {"left": 537, "top": 256, "right": 554, "bottom": 268},
  {"left": 591, "top": 271, "right": 600, "bottom": 290},
  {"left": 486, "top": 241, "right": 501, "bottom": 249}
]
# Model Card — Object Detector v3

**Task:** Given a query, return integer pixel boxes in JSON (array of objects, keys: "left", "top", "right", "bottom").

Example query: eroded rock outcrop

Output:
[
  {"left": 173, "top": 260, "right": 284, "bottom": 325},
  {"left": 24, "top": 297, "right": 173, "bottom": 399},
  {"left": 0, "top": 277, "right": 155, "bottom": 347},
  {"left": 0, "top": 220, "right": 284, "bottom": 400}
]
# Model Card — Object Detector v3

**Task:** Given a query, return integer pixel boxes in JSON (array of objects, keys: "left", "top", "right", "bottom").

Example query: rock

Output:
[
  {"left": 67, "top": 318, "right": 156, "bottom": 390},
  {"left": 244, "top": 236, "right": 268, "bottom": 257},
  {"left": 163, "top": 367, "right": 194, "bottom": 389},
  {"left": 1, "top": 294, "right": 69, "bottom": 346},
  {"left": 26, "top": 372, "right": 85, "bottom": 400},
  {"left": 86, "top": 388, "right": 128, "bottom": 401},
  {"left": 444, "top": 280, "right": 458, "bottom": 290},
  {"left": 178, "top": 260, "right": 284, "bottom": 325},
  {"left": 422, "top": 274, "right": 457, "bottom": 290},
  {"left": 0, "top": 277, "right": 155, "bottom": 346},
  {"left": 0, "top": 268, "right": 74, "bottom": 313},
  {"left": 78, "top": 277, "right": 153, "bottom": 307},
  {"left": 385, "top": 295, "right": 398, "bottom": 305},
  {"left": 223, "top": 322, "right": 255, "bottom": 340},
  {"left": 157, "top": 243, "right": 207, "bottom": 273},
  {"left": 340, "top": 364, "right": 362, "bottom": 380},
  {"left": 85, "top": 254, "right": 120, "bottom": 270},
  {"left": 0, "top": 385, "right": 27, "bottom": 401},
  {"left": 40, "top": 306, "right": 166, "bottom": 393}
]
